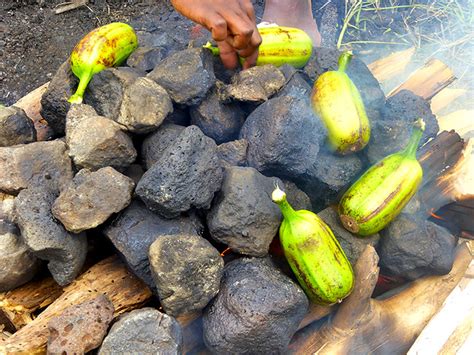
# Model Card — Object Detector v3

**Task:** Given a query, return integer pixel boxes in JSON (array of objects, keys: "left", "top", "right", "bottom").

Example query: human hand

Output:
[{"left": 171, "top": 0, "right": 262, "bottom": 69}]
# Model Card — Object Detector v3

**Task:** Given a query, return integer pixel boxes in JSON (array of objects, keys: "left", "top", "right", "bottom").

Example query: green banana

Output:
[
  {"left": 68, "top": 22, "right": 138, "bottom": 104},
  {"left": 272, "top": 186, "right": 354, "bottom": 305},
  {"left": 311, "top": 52, "right": 371, "bottom": 155},
  {"left": 338, "top": 119, "right": 425, "bottom": 236},
  {"left": 204, "top": 25, "right": 312, "bottom": 68}
]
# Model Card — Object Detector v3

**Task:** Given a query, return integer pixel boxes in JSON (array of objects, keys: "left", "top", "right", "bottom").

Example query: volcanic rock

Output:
[
  {"left": 0, "top": 220, "right": 40, "bottom": 292},
  {"left": 148, "top": 48, "right": 215, "bottom": 105},
  {"left": 0, "top": 105, "right": 36, "bottom": 146},
  {"left": 0, "top": 192, "right": 15, "bottom": 221},
  {"left": 47, "top": 294, "right": 114, "bottom": 354},
  {"left": 0, "top": 140, "right": 73, "bottom": 194},
  {"left": 141, "top": 123, "right": 185, "bottom": 169},
  {"left": 163, "top": 105, "right": 191, "bottom": 126},
  {"left": 282, "top": 180, "right": 312, "bottom": 211},
  {"left": 217, "top": 139, "right": 248, "bottom": 167},
  {"left": 190, "top": 88, "right": 245, "bottom": 144},
  {"left": 378, "top": 214, "right": 458, "bottom": 280},
  {"left": 52, "top": 167, "right": 135, "bottom": 233},
  {"left": 149, "top": 234, "right": 224, "bottom": 316},
  {"left": 136, "top": 31, "right": 177, "bottom": 50},
  {"left": 99, "top": 308, "right": 183, "bottom": 355},
  {"left": 14, "top": 186, "right": 87, "bottom": 286},
  {"left": 126, "top": 46, "right": 166, "bottom": 72},
  {"left": 203, "top": 257, "right": 308, "bottom": 354},
  {"left": 136, "top": 125, "right": 223, "bottom": 218},
  {"left": 276, "top": 64, "right": 312, "bottom": 99},
  {"left": 104, "top": 200, "right": 203, "bottom": 289}
]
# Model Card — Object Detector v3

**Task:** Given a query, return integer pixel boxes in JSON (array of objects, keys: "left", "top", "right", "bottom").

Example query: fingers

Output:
[
  {"left": 217, "top": 40, "right": 239, "bottom": 69},
  {"left": 206, "top": 13, "right": 228, "bottom": 42}
]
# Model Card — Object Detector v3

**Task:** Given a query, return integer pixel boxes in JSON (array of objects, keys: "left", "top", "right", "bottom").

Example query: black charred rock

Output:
[
  {"left": 126, "top": 46, "right": 166, "bottom": 72},
  {"left": 141, "top": 123, "right": 185, "bottom": 170},
  {"left": 276, "top": 64, "right": 312, "bottom": 99},
  {"left": 217, "top": 139, "right": 248, "bottom": 168},
  {"left": 0, "top": 105, "right": 36, "bottom": 146},
  {"left": 282, "top": 180, "right": 312, "bottom": 211}
]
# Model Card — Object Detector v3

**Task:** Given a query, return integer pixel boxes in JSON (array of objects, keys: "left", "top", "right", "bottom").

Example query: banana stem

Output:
[
  {"left": 68, "top": 72, "right": 93, "bottom": 104},
  {"left": 338, "top": 52, "right": 353, "bottom": 72},
  {"left": 272, "top": 187, "right": 297, "bottom": 219},
  {"left": 403, "top": 118, "right": 425, "bottom": 158},
  {"left": 203, "top": 42, "right": 220, "bottom": 56}
]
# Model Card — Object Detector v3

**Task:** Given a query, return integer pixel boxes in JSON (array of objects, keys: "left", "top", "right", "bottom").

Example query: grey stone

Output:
[
  {"left": 217, "top": 139, "right": 248, "bottom": 167},
  {"left": 136, "top": 125, "right": 223, "bottom": 218},
  {"left": 126, "top": 46, "right": 166, "bottom": 72},
  {"left": 136, "top": 31, "right": 177, "bottom": 50},
  {"left": 52, "top": 167, "right": 135, "bottom": 233},
  {"left": 99, "top": 308, "right": 182, "bottom": 355},
  {"left": 0, "top": 140, "right": 73, "bottom": 194},
  {"left": 141, "top": 123, "right": 185, "bottom": 169},
  {"left": 190, "top": 88, "right": 245, "bottom": 144},
  {"left": 318, "top": 207, "right": 380, "bottom": 265},
  {"left": 203, "top": 257, "right": 309, "bottom": 354},
  {"left": 0, "top": 192, "right": 15, "bottom": 221},
  {"left": 66, "top": 105, "right": 137, "bottom": 170},
  {"left": 226, "top": 64, "right": 286, "bottom": 102},
  {"left": 378, "top": 214, "right": 458, "bottom": 280},
  {"left": 104, "top": 200, "right": 203, "bottom": 289},
  {"left": 83, "top": 67, "right": 140, "bottom": 119},
  {"left": 47, "top": 294, "right": 114, "bottom": 354},
  {"left": 0, "top": 220, "right": 40, "bottom": 292},
  {"left": 14, "top": 186, "right": 87, "bottom": 286},
  {"left": 118, "top": 77, "right": 173, "bottom": 134},
  {"left": 367, "top": 90, "right": 440, "bottom": 163},
  {"left": 207, "top": 167, "right": 282, "bottom": 256},
  {"left": 0, "top": 105, "right": 36, "bottom": 146},
  {"left": 40, "top": 61, "right": 78, "bottom": 136},
  {"left": 304, "top": 47, "right": 385, "bottom": 122},
  {"left": 148, "top": 48, "right": 215, "bottom": 105},
  {"left": 282, "top": 180, "right": 312, "bottom": 211},
  {"left": 149, "top": 234, "right": 224, "bottom": 316},
  {"left": 276, "top": 64, "right": 312, "bottom": 99},
  {"left": 240, "top": 96, "right": 324, "bottom": 182}
]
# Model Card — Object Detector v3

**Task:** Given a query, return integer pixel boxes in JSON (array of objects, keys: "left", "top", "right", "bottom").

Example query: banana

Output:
[
  {"left": 204, "top": 24, "right": 313, "bottom": 68},
  {"left": 272, "top": 186, "right": 354, "bottom": 305},
  {"left": 338, "top": 119, "right": 425, "bottom": 236},
  {"left": 311, "top": 52, "right": 371, "bottom": 154},
  {"left": 68, "top": 22, "right": 138, "bottom": 104}
]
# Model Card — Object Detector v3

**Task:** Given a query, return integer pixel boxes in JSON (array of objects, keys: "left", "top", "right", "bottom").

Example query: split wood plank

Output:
[
  {"left": 368, "top": 47, "right": 416, "bottom": 83},
  {"left": 430, "top": 88, "right": 470, "bottom": 116}
]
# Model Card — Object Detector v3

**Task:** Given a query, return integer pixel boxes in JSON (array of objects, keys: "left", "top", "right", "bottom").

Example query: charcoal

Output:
[
  {"left": 99, "top": 308, "right": 182, "bottom": 355},
  {"left": 40, "top": 61, "right": 78, "bottom": 136},
  {"left": 304, "top": 47, "right": 385, "bottom": 122},
  {"left": 190, "top": 88, "right": 245, "bottom": 144},
  {"left": 126, "top": 46, "right": 166, "bottom": 72},
  {"left": 318, "top": 207, "right": 380, "bottom": 265},
  {"left": 104, "top": 200, "right": 203, "bottom": 290},
  {"left": 367, "top": 90, "right": 440, "bottom": 163},
  {"left": 141, "top": 123, "right": 185, "bottom": 169},
  {"left": 14, "top": 186, "right": 87, "bottom": 286},
  {"left": 47, "top": 295, "right": 114, "bottom": 354},
  {"left": 52, "top": 167, "right": 135, "bottom": 233},
  {"left": 147, "top": 48, "right": 215, "bottom": 106},
  {"left": 136, "top": 126, "right": 223, "bottom": 218},
  {"left": 217, "top": 139, "right": 248, "bottom": 167},
  {"left": 149, "top": 234, "right": 224, "bottom": 316},
  {"left": 118, "top": 77, "right": 173, "bottom": 134},
  {"left": 378, "top": 214, "right": 457, "bottom": 280},
  {"left": 0, "top": 140, "right": 73, "bottom": 194},
  {"left": 240, "top": 96, "right": 324, "bottom": 182},
  {"left": 0, "top": 220, "right": 40, "bottom": 292},
  {"left": 203, "top": 257, "right": 308, "bottom": 354},
  {"left": 207, "top": 167, "right": 282, "bottom": 256},
  {"left": 282, "top": 180, "right": 312, "bottom": 211},
  {"left": 66, "top": 105, "right": 137, "bottom": 170},
  {"left": 275, "top": 64, "right": 312, "bottom": 99},
  {"left": 0, "top": 105, "right": 36, "bottom": 146},
  {"left": 226, "top": 64, "right": 286, "bottom": 102}
]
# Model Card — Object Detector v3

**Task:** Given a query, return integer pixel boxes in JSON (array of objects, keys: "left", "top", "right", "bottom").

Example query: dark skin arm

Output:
[{"left": 170, "top": 0, "right": 262, "bottom": 69}]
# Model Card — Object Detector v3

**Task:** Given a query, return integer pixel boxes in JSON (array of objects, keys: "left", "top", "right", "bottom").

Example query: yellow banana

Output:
[{"left": 68, "top": 22, "right": 138, "bottom": 104}]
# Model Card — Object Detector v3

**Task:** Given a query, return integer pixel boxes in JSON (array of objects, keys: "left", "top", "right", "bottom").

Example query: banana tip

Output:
[
  {"left": 272, "top": 185, "right": 286, "bottom": 203},
  {"left": 340, "top": 214, "right": 360, "bottom": 234},
  {"left": 415, "top": 118, "right": 426, "bottom": 132},
  {"left": 68, "top": 94, "right": 83, "bottom": 104}
]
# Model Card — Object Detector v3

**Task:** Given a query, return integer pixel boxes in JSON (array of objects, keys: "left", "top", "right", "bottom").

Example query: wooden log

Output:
[
  {"left": 289, "top": 242, "right": 473, "bottom": 354},
  {"left": 368, "top": 47, "right": 416, "bottom": 83},
  {"left": 437, "top": 109, "right": 474, "bottom": 139},
  {"left": 0, "top": 256, "right": 152, "bottom": 353},
  {"left": 388, "top": 59, "right": 456, "bottom": 100},
  {"left": 430, "top": 88, "right": 469, "bottom": 116}
]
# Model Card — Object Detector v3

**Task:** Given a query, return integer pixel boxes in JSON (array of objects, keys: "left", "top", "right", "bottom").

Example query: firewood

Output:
[
  {"left": 368, "top": 47, "right": 415, "bottom": 83},
  {"left": 437, "top": 109, "right": 474, "bottom": 138},
  {"left": 430, "top": 88, "right": 469, "bottom": 116},
  {"left": 388, "top": 59, "right": 456, "bottom": 100},
  {"left": 288, "top": 242, "right": 473, "bottom": 354},
  {"left": 0, "top": 256, "right": 152, "bottom": 353}
]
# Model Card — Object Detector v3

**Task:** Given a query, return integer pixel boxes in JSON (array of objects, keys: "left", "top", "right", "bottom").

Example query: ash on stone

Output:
[
  {"left": 99, "top": 308, "right": 182, "bottom": 355},
  {"left": 52, "top": 167, "right": 135, "bottom": 233},
  {"left": 0, "top": 105, "right": 36, "bottom": 147},
  {"left": 104, "top": 200, "right": 203, "bottom": 290},
  {"left": 14, "top": 186, "right": 87, "bottom": 286},
  {"left": 136, "top": 125, "right": 223, "bottom": 218},
  {"left": 149, "top": 234, "right": 224, "bottom": 317},
  {"left": 141, "top": 123, "right": 185, "bottom": 169},
  {"left": 217, "top": 139, "right": 248, "bottom": 168},
  {"left": 203, "top": 257, "right": 308, "bottom": 354},
  {"left": 207, "top": 166, "right": 282, "bottom": 256}
]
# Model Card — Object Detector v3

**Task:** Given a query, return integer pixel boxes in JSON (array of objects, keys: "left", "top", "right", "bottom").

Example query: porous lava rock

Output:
[
  {"left": 126, "top": 46, "right": 166, "bottom": 72},
  {"left": 0, "top": 105, "right": 36, "bottom": 146},
  {"left": 141, "top": 123, "right": 185, "bottom": 169},
  {"left": 217, "top": 139, "right": 248, "bottom": 168},
  {"left": 275, "top": 64, "right": 312, "bottom": 99}
]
